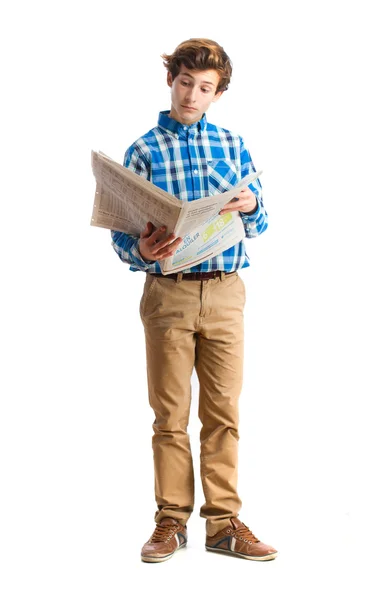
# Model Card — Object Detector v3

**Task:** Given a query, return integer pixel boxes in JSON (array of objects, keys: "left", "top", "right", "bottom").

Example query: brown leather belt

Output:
[{"left": 150, "top": 270, "right": 236, "bottom": 281}]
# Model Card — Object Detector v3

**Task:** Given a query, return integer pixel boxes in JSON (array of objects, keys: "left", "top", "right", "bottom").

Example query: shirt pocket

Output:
[{"left": 206, "top": 159, "right": 239, "bottom": 195}]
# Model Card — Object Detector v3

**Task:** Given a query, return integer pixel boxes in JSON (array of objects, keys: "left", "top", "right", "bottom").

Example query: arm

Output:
[
  {"left": 110, "top": 146, "right": 155, "bottom": 271},
  {"left": 220, "top": 137, "right": 268, "bottom": 239},
  {"left": 239, "top": 137, "right": 268, "bottom": 238}
]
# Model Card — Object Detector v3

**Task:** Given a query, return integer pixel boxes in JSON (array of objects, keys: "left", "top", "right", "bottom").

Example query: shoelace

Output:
[
  {"left": 234, "top": 523, "right": 260, "bottom": 543},
  {"left": 150, "top": 523, "right": 178, "bottom": 543}
]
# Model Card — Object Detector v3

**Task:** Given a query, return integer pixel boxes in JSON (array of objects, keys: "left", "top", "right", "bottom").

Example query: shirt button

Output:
[
  {"left": 193, "top": 169, "right": 198, "bottom": 175},
  {"left": 183, "top": 126, "right": 187, "bottom": 130}
]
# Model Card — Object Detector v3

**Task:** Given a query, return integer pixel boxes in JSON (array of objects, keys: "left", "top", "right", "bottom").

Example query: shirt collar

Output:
[{"left": 158, "top": 110, "right": 207, "bottom": 137}]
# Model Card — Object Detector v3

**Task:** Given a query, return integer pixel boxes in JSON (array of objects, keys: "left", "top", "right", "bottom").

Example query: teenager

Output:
[{"left": 111, "top": 38, "right": 277, "bottom": 563}]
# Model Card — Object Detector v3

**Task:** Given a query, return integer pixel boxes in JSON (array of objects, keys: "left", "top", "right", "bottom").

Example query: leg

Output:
[
  {"left": 194, "top": 272, "right": 246, "bottom": 536},
  {"left": 140, "top": 274, "right": 201, "bottom": 525}
]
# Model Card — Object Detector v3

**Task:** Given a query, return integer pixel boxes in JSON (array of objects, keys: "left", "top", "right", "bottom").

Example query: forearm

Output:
[
  {"left": 240, "top": 199, "right": 268, "bottom": 238},
  {"left": 239, "top": 176, "right": 268, "bottom": 238},
  {"left": 238, "top": 139, "right": 268, "bottom": 239}
]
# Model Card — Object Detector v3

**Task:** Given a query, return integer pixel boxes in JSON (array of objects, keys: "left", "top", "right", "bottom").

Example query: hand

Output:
[
  {"left": 138, "top": 222, "right": 182, "bottom": 262},
  {"left": 219, "top": 188, "right": 257, "bottom": 215}
]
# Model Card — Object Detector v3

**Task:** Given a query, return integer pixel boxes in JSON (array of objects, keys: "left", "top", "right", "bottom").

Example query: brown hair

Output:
[{"left": 161, "top": 38, "right": 232, "bottom": 93}]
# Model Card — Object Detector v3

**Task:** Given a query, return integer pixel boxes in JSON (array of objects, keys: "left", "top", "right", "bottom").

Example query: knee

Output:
[{"left": 153, "top": 412, "right": 190, "bottom": 435}]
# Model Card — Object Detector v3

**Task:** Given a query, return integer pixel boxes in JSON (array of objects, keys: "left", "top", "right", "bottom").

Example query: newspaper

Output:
[{"left": 90, "top": 150, "right": 261, "bottom": 274}]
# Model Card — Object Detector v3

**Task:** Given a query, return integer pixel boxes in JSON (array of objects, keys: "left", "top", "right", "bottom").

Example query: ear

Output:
[
  {"left": 212, "top": 90, "right": 223, "bottom": 103},
  {"left": 167, "top": 72, "right": 173, "bottom": 88}
]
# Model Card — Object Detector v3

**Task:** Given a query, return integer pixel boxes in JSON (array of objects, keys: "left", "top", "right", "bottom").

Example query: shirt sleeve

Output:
[
  {"left": 238, "top": 137, "right": 268, "bottom": 239},
  {"left": 110, "top": 145, "right": 156, "bottom": 272}
]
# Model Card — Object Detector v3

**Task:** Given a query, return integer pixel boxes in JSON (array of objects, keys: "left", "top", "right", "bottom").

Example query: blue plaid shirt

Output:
[{"left": 111, "top": 111, "right": 268, "bottom": 273}]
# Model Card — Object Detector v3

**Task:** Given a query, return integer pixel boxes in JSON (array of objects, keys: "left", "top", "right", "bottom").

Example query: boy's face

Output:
[{"left": 167, "top": 66, "right": 223, "bottom": 125}]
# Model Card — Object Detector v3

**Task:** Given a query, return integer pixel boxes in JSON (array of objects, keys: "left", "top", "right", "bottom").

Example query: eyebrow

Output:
[{"left": 180, "top": 72, "right": 216, "bottom": 87}]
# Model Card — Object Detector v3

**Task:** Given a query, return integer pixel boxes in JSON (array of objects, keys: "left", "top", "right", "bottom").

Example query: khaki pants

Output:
[{"left": 140, "top": 271, "right": 246, "bottom": 536}]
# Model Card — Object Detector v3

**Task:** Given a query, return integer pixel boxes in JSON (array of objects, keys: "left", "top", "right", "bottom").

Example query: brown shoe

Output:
[
  {"left": 206, "top": 517, "right": 278, "bottom": 561},
  {"left": 141, "top": 518, "right": 187, "bottom": 563}
]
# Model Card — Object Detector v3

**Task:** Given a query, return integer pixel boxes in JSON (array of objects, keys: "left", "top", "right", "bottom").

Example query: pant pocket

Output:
[
  {"left": 236, "top": 273, "right": 246, "bottom": 304},
  {"left": 139, "top": 276, "right": 157, "bottom": 319}
]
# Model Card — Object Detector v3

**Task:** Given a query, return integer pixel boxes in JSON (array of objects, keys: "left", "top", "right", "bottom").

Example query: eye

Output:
[
  {"left": 201, "top": 88, "right": 210, "bottom": 93},
  {"left": 181, "top": 81, "right": 189, "bottom": 86}
]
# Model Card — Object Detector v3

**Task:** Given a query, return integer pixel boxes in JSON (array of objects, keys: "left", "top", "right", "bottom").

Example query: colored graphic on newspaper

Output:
[
  {"left": 171, "top": 212, "right": 237, "bottom": 268},
  {"left": 201, "top": 213, "right": 232, "bottom": 243}
]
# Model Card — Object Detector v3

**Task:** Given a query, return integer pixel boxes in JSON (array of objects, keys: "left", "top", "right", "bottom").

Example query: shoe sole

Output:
[
  {"left": 141, "top": 542, "right": 187, "bottom": 563},
  {"left": 205, "top": 545, "right": 277, "bottom": 561}
]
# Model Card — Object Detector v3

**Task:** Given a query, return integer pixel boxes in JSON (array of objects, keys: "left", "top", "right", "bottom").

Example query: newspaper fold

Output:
[{"left": 90, "top": 150, "right": 261, "bottom": 274}]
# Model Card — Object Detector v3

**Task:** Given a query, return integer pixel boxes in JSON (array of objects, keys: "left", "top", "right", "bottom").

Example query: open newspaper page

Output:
[
  {"left": 90, "top": 151, "right": 261, "bottom": 274},
  {"left": 159, "top": 172, "right": 260, "bottom": 274},
  {"left": 160, "top": 211, "right": 246, "bottom": 274},
  {"left": 91, "top": 151, "right": 182, "bottom": 236}
]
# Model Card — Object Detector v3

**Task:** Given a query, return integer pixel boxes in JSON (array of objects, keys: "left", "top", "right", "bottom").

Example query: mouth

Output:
[{"left": 182, "top": 105, "right": 197, "bottom": 110}]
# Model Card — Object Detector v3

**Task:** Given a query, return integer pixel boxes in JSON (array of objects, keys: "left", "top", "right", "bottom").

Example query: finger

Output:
[
  {"left": 148, "top": 226, "right": 169, "bottom": 244},
  {"left": 228, "top": 199, "right": 242, "bottom": 207},
  {"left": 148, "top": 235, "right": 179, "bottom": 258},
  {"left": 150, "top": 232, "right": 177, "bottom": 250},
  {"left": 156, "top": 235, "right": 182, "bottom": 252},
  {"left": 152, "top": 236, "right": 182, "bottom": 258},
  {"left": 140, "top": 221, "right": 155, "bottom": 238},
  {"left": 159, "top": 243, "right": 183, "bottom": 259},
  {"left": 220, "top": 201, "right": 242, "bottom": 214},
  {"left": 140, "top": 223, "right": 149, "bottom": 238},
  {"left": 156, "top": 247, "right": 178, "bottom": 260}
]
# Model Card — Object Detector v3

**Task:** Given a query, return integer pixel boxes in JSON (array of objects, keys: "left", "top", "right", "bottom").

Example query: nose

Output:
[{"left": 185, "top": 85, "right": 197, "bottom": 104}]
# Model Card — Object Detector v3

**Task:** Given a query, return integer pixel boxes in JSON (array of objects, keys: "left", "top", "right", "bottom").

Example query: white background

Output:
[{"left": 1, "top": 0, "right": 385, "bottom": 598}]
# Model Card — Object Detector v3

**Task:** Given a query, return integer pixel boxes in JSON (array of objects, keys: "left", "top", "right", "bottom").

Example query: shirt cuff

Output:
[{"left": 130, "top": 238, "right": 156, "bottom": 270}]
